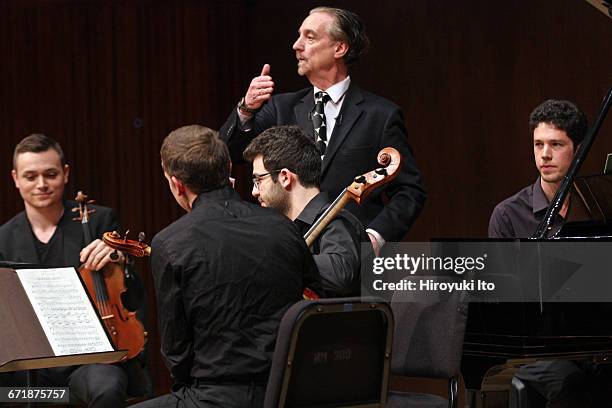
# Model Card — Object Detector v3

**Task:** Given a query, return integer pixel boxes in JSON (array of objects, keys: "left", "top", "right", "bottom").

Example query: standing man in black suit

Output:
[
  {"left": 220, "top": 6, "right": 426, "bottom": 253},
  {"left": 0, "top": 133, "right": 150, "bottom": 407}
]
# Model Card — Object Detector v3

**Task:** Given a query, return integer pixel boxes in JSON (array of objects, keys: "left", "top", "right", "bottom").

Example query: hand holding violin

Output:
[
  {"left": 80, "top": 239, "right": 125, "bottom": 271},
  {"left": 73, "top": 191, "right": 147, "bottom": 360}
]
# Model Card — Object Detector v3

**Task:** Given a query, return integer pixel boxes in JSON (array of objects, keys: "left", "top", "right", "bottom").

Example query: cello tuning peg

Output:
[
  {"left": 138, "top": 232, "right": 146, "bottom": 243},
  {"left": 354, "top": 175, "right": 367, "bottom": 184},
  {"left": 123, "top": 230, "right": 130, "bottom": 242},
  {"left": 375, "top": 167, "right": 388, "bottom": 176}
]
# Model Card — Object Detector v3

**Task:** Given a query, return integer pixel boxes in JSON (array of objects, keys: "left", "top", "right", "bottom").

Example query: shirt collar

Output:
[
  {"left": 295, "top": 191, "right": 330, "bottom": 226},
  {"left": 313, "top": 76, "right": 351, "bottom": 104},
  {"left": 532, "top": 177, "right": 550, "bottom": 214},
  {"left": 193, "top": 185, "right": 239, "bottom": 208}
]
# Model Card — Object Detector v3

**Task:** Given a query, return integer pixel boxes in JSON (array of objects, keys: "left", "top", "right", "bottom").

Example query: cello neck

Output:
[
  {"left": 80, "top": 210, "right": 94, "bottom": 245},
  {"left": 304, "top": 190, "right": 351, "bottom": 248}
]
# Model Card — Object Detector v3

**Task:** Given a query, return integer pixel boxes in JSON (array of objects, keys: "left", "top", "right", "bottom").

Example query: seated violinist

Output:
[
  {"left": 243, "top": 125, "right": 366, "bottom": 297},
  {"left": 0, "top": 133, "right": 151, "bottom": 407}
]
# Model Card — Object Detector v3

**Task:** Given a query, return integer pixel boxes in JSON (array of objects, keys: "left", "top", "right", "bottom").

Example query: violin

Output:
[
  {"left": 102, "top": 230, "right": 151, "bottom": 258},
  {"left": 74, "top": 192, "right": 146, "bottom": 360}
]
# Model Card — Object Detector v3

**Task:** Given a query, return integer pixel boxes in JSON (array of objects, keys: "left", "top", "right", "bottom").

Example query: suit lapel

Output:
[
  {"left": 322, "top": 84, "right": 364, "bottom": 175},
  {"left": 294, "top": 89, "right": 315, "bottom": 140}
]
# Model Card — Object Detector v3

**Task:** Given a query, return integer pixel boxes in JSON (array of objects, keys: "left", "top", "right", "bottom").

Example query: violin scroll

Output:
[
  {"left": 103, "top": 231, "right": 151, "bottom": 258},
  {"left": 72, "top": 191, "right": 96, "bottom": 222}
]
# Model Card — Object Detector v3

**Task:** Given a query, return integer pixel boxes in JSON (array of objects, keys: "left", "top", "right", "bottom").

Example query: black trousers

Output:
[
  {"left": 132, "top": 383, "right": 266, "bottom": 408},
  {"left": 38, "top": 364, "right": 128, "bottom": 407},
  {"left": 0, "top": 357, "right": 151, "bottom": 408},
  {"left": 515, "top": 360, "right": 612, "bottom": 408}
]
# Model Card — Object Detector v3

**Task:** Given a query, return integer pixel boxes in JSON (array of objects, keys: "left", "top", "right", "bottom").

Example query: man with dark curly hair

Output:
[
  {"left": 488, "top": 101, "right": 612, "bottom": 406},
  {"left": 489, "top": 99, "right": 587, "bottom": 238},
  {"left": 220, "top": 7, "right": 426, "bottom": 254}
]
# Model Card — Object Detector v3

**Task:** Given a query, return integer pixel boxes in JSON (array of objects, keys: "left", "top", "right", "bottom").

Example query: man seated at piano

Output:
[
  {"left": 489, "top": 99, "right": 587, "bottom": 238},
  {"left": 243, "top": 125, "right": 367, "bottom": 297},
  {"left": 488, "top": 100, "right": 612, "bottom": 406},
  {"left": 0, "top": 133, "right": 151, "bottom": 407}
]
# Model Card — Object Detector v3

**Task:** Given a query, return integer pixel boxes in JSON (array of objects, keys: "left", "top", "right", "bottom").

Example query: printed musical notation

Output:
[{"left": 16, "top": 268, "right": 113, "bottom": 356}]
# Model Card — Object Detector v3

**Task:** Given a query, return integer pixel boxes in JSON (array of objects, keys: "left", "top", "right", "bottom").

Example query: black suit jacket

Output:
[
  {"left": 220, "top": 83, "right": 426, "bottom": 241},
  {"left": 0, "top": 200, "right": 119, "bottom": 268}
]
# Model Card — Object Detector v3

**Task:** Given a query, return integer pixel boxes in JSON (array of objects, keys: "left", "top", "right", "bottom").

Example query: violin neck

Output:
[
  {"left": 81, "top": 220, "right": 94, "bottom": 246},
  {"left": 304, "top": 189, "right": 352, "bottom": 248}
]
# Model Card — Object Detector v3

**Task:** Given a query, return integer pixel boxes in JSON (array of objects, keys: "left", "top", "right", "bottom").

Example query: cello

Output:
[
  {"left": 301, "top": 147, "right": 402, "bottom": 299},
  {"left": 73, "top": 191, "right": 146, "bottom": 360}
]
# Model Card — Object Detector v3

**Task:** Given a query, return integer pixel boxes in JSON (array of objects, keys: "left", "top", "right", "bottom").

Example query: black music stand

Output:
[{"left": 0, "top": 267, "right": 127, "bottom": 406}]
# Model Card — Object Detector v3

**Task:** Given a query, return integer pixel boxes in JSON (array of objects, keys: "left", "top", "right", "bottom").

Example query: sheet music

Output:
[{"left": 16, "top": 267, "right": 113, "bottom": 356}]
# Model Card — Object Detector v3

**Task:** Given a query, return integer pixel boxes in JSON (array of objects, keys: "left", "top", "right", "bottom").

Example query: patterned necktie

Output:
[{"left": 312, "top": 91, "right": 331, "bottom": 156}]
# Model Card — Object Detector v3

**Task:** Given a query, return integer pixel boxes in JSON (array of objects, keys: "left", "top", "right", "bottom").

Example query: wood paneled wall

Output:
[
  {"left": 0, "top": 0, "right": 250, "bottom": 393},
  {"left": 238, "top": 0, "right": 612, "bottom": 239},
  {"left": 1, "top": 0, "right": 611, "bottom": 395}
]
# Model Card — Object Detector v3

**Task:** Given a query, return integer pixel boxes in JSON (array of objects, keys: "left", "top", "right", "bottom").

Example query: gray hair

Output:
[{"left": 309, "top": 7, "right": 370, "bottom": 65}]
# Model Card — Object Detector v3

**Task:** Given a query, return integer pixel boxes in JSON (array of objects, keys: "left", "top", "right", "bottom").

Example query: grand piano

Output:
[{"left": 461, "top": 89, "right": 612, "bottom": 407}]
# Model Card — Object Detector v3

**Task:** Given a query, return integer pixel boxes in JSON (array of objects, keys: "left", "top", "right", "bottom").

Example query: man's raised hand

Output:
[{"left": 244, "top": 64, "right": 274, "bottom": 111}]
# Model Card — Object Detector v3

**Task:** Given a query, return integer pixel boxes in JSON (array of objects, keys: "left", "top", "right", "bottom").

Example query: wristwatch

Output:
[{"left": 237, "top": 97, "right": 258, "bottom": 115}]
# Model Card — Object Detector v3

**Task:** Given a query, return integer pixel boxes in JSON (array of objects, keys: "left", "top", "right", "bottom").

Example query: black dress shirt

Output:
[
  {"left": 488, "top": 178, "right": 564, "bottom": 238},
  {"left": 489, "top": 181, "right": 611, "bottom": 408},
  {"left": 294, "top": 192, "right": 367, "bottom": 297},
  {"left": 151, "top": 186, "right": 319, "bottom": 384}
]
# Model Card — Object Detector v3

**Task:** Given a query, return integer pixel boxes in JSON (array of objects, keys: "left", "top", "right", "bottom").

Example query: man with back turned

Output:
[{"left": 132, "top": 125, "right": 318, "bottom": 408}]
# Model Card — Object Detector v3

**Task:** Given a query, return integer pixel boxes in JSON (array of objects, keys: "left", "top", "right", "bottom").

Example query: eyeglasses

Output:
[{"left": 252, "top": 170, "right": 281, "bottom": 190}]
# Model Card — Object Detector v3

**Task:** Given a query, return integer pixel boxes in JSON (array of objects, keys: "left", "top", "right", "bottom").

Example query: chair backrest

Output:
[
  {"left": 391, "top": 276, "right": 469, "bottom": 379},
  {"left": 264, "top": 297, "right": 394, "bottom": 408}
]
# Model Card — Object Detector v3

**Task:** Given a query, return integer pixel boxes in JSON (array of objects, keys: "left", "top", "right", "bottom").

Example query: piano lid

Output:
[{"left": 558, "top": 173, "right": 612, "bottom": 237}]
